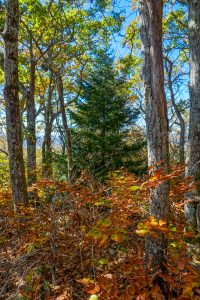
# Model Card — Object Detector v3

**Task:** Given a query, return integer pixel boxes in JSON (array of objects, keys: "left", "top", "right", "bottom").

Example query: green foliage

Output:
[
  {"left": 0, "top": 153, "right": 9, "bottom": 185},
  {"left": 0, "top": 1, "right": 5, "bottom": 33},
  {"left": 71, "top": 49, "right": 145, "bottom": 178},
  {"left": 53, "top": 152, "right": 68, "bottom": 181}
]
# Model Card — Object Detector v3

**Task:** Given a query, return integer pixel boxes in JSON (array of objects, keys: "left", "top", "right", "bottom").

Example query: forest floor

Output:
[{"left": 1, "top": 171, "right": 200, "bottom": 300}]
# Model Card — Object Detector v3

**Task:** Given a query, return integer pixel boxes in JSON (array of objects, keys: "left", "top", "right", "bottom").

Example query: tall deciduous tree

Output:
[
  {"left": 42, "top": 71, "right": 54, "bottom": 178},
  {"left": 2, "top": 0, "right": 28, "bottom": 205},
  {"left": 26, "top": 33, "right": 37, "bottom": 188},
  {"left": 165, "top": 57, "right": 186, "bottom": 165},
  {"left": 139, "top": 0, "right": 170, "bottom": 269},
  {"left": 186, "top": 0, "right": 200, "bottom": 229},
  {"left": 57, "top": 74, "right": 73, "bottom": 182}
]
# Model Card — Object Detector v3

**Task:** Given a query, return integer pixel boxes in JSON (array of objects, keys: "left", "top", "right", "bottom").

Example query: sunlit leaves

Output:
[
  {"left": 1, "top": 167, "right": 200, "bottom": 299},
  {"left": 89, "top": 295, "right": 99, "bottom": 300}
]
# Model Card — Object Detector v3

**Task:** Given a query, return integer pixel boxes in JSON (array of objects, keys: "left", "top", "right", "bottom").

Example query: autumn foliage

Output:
[{"left": 0, "top": 166, "right": 200, "bottom": 299}]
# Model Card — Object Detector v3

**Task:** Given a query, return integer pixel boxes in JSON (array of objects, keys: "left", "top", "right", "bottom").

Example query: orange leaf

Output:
[
  {"left": 158, "top": 274, "right": 174, "bottom": 284},
  {"left": 111, "top": 233, "right": 124, "bottom": 242},
  {"left": 86, "top": 284, "right": 100, "bottom": 295}
]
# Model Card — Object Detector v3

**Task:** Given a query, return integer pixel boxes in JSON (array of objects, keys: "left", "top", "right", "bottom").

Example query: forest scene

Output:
[{"left": 1, "top": 0, "right": 200, "bottom": 299}]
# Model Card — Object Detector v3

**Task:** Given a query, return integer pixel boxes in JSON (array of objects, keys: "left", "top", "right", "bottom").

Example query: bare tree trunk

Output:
[
  {"left": 55, "top": 109, "right": 66, "bottom": 155},
  {"left": 2, "top": 0, "right": 28, "bottom": 205},
  {"left": 42, "top": 72, "right": 53, "bottom": 178},
  {"left": 57, "top": 74, "right": 73, "bottom": 182},
  {"left": 186, "top": 0, "right": 200, "bottom": 229},
  {"left": 27, "top": 33, "right": 37, "bottom": 187},
  {"left": 139, "top": 0, "right": 170, "bottom": 271},
  {"left": 165, "top": 58, "right": 185, "bottom": 164}
]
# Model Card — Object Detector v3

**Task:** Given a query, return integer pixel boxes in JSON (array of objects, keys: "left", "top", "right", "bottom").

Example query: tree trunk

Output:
[
  {"left": 55, "top": 112, "right": 66, "bottom": 156},
  {"left": 139, "top": 0, "right": 170, "bottom": 270},
  {"left": 42, "top": 72, "right": 53, "bottom": 178},
  {"left": 27, "top": 34, "right": 37, "bottom": 187},
  {"left": 3, "top": 0, "right": 28, "bottom": 205},
  {"left": 57, "top": 74, "right": 73, "bottom": 182},
  {"left": 165, "top": 58, "right": 185, "bottom": 164},
  {"left": 186, "top": 0, "right": 200, "bottom": 229}
]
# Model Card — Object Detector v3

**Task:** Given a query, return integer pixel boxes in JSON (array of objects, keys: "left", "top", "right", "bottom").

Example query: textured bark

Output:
[
  {"left": 186, "top": 0, "right": 200, "bottom": 229},
  {"left": 57, "top": 75, "right": 73, "bottom": 182},
  {"left": 139, "top": 0, "right": 170, "bottom": 270},
  {"left": 165, "top": 58, "right": 185, "bottom": 164},
  {"left": 42, "top": 73, "right": 53, "bottom": 178},
  {"left": 56, "top": 114, "right": 66, "bottom": 156},
  {"left": 3, "top": 0, "right": 28, "bottom": 205},
  {"left": 27, "top": 34, "right": 37, "bottom": 187}
]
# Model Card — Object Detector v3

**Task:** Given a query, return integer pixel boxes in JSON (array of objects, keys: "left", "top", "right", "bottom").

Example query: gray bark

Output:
[
  {"left": 165, "top": 58, "right": 185, "bottom": 164},
  {"left": 27, "top": 34, "right": 37, "bottom": 187},
  {"left": 186, "top": 0, "right": 200, "bottom": 229},
  {"left": 57, "top": 74, "right": 73, "bottom": 182},
  {"left": 139, "top": 0, "right": 170, "bottom": 270},
  {"left": 2, "top": 0, "right": 28, "bottom": 205},
  {"left": 42, "top": 72, "right": 54, "bottom": 178}
]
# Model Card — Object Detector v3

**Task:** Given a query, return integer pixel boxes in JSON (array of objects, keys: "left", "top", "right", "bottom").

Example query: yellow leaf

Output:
[
  {"left": 149, "top": 216, "right": 158, "bottom": 227},
  {"left": 136, "top": 229, "right": 149, "bottom": 236},
  {"left": 159, "top": 220, "right": 167, "bottom": 226},
  {"left": 129, "top": 186, "right": 139, "bottom": 192}
]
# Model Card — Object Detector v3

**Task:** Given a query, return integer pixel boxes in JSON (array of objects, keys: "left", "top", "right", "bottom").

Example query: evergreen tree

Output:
[{"left": 71, "top": 50, "right": 145, "bottom": 178}]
